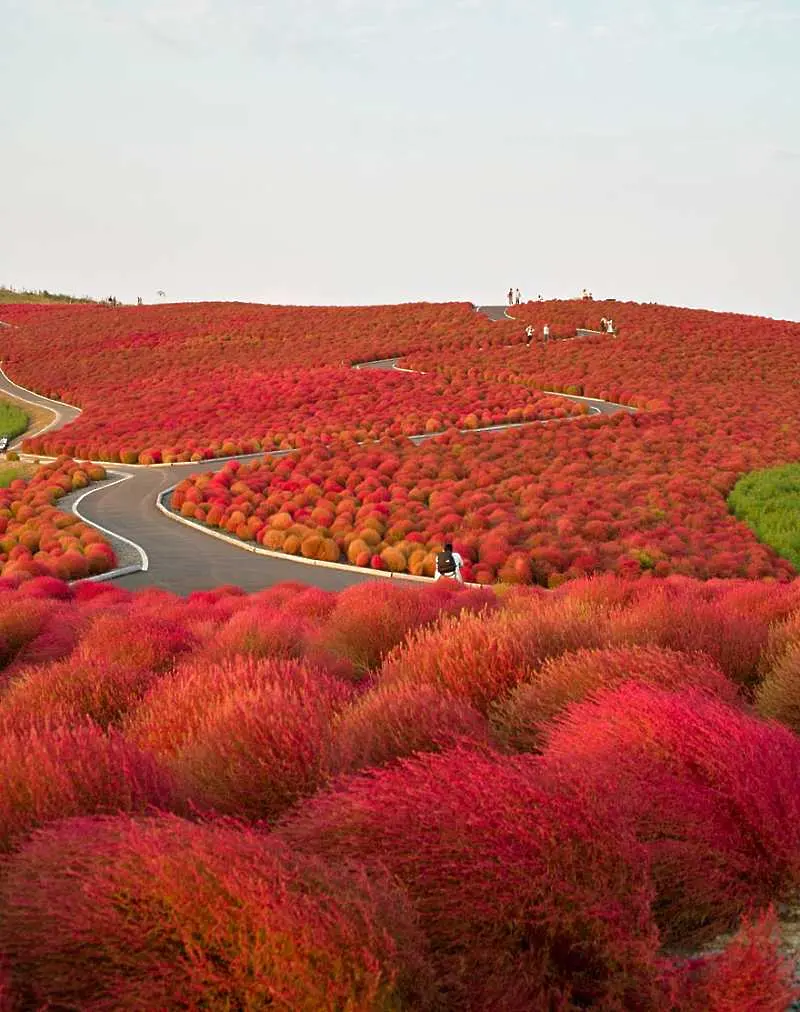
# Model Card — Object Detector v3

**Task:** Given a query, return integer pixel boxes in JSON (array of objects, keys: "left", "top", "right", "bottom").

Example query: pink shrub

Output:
[
  {"left": 378, "top": 597, "right": 616, "bottom": 713},
  {"left": 331, "top": 682, "right": 489, "bottom": 774},
  {"left": 0, "top": 815, "right": 437, "bottom": 1012},
  {"left": 756, "top": 643, "right": 800, "bottom": 731},
  {"left": 125, "top": 656, "right": 352, "bottom": 759},
  {"left": 491, "top": 646, "right": 739, "bottom": 752},
  {"left": 541, "top": 684, "right": 800, "bottom": 944},
  {"left": 0, "top": 723, "right": 181, "bottom": 852},
  {"left": 279, "top": 746, "right": 663, "bottom": 1010},
  {"left": 673, "top": 909, "right": 799, "bottom": 1011}
]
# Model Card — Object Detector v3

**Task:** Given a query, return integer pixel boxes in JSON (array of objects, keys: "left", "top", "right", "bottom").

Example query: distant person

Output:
[
  {"left": 537, "top": 293, "right": 544, "bottom": 301},
  {"left": 507, "top": 288, "right": 514, "bottom": 306},
  {"left": 434, "top": 541, "right": 464, "bottom": 583},
  {"left": 515, "top": 288, "right": 521, "bottom": 305},
  {"left": 542, "top": 323, "right": 551, "bottom": 343},
  {"left": 607, "top": 318, "right": 614, "bottom": 334},
  {"left": 137, "top": 296, "right": 143, "bottom": 306},
  {"left": 600, "top": 317, "right": 608, "bottom": 332},
  {"left": 525, "top": 324, "right": 535, "bottom": 344}
]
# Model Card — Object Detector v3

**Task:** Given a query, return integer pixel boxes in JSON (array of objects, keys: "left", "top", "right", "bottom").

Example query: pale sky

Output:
[{"left": 2, "top": 0, "right": 799, "bottom": 318}]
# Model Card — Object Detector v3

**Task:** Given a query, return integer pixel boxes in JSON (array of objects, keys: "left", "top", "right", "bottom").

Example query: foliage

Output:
[
  {"left": 490, "top": 645, "right": 739, "bottom": 752},
  {"left": 0, "top": 456, "right": 115, "bottom": 582},
  {"left": 729, "top": 462, "right": 800, "bottom": 571},
  {"left": 0, "top": 815, "right": 438, "bottom": 1011},
  {"left": 0, "top": 576, "right": 798, "bottom": 1005},
  {"left": 0, "top": 401, "right": 28, "bottom": 442},
  {"left": 540, "top": 683, "right": 800, "bottom": 945}
]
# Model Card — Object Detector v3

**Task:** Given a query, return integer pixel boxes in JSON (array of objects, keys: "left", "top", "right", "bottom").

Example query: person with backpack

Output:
[{"left": 434, "top": 541, "right": 464, "bottom": 583}]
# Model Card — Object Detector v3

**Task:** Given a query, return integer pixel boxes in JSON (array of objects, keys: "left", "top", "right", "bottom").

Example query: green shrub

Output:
[{"left": 728, "top": 463, "right": 800, "bottom": 571}]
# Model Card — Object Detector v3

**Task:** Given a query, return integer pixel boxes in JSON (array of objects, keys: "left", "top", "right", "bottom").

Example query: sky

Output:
[{"left": 2, "top": 0, "right": 799, "bottom": 319}]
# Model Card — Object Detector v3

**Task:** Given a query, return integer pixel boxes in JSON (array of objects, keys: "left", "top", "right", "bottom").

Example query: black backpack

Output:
[{"left": 436, "top": 550, "right": 457, "bottom": 575}]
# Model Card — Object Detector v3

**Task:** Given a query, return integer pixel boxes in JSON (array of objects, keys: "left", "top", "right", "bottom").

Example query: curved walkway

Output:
[{"left": 0, "top": 312, "right": 634, "bottom": 595}]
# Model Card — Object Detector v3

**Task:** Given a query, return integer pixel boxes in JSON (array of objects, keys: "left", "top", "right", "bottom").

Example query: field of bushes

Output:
[
  {"left": 3, "top": 297, "right": 797, "bottom": 584},
  {"left": 0, "top": 457, "right": 116, "bottom": 582},
  {"left": 0, "top": 573, "right": 799, "bottom": 1008}
]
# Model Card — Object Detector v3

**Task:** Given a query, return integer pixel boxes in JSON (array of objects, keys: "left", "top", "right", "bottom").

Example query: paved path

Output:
[{"left": 0, "top": 311, "right": 633, "bottom": 595}]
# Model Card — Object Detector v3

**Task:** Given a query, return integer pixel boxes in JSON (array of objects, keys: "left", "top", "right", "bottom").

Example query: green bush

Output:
[
  {"left": 728, "top": 463, "right": 800, "bottom": 571},
  {"left": 0, "top": 400, "right": 28, "bottom": 442}
]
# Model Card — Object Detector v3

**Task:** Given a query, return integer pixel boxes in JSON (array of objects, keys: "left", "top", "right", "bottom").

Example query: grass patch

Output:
[
  {"left": 728, "top": 463, "right": 800, "bottom": 571},
  {"left": 0, "top": 400, "right": 29, "bottom": 441}
]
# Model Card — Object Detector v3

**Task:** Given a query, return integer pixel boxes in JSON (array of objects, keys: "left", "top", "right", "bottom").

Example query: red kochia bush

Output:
[
  {"left": 199, "top": 605, "right": 311, "bottom": 663},
  {"left": 0, "top": 652, "right": 161, "bottom": 734},
  {"left": 491, "top": 645, "right": 739, "bottom": 752},
  {"left": 0, "top": 723, "right": 180, "bottom": 852},
  {"left": 77, "top": 610, "right": 196, "bottom": 672},
  {"left": 541, "top": 685, "right": 800, "bottom": 945},
  {"left": 125, "top": 656, "right": 352, "bottom": 759},
  {"left": 0, "top": 815, "right": 438, "bottom": 1012},
  {"left": 674, "top": 909, "right": 799, "bottom": 1011},
  {"left": 313, "top": 581, "right": 454, "bottom": 674},
  {"left": 331, "top": 682, "right": 489, "bottom": 774},
  {"left": 278, "top": 746, "right": 663, "bottom": 1010},
  {"left": 377, "top": 597, "right": 615, "bottom": 713},
  {"left": 172, "top": 678, "right": 345, "bottom": 822}
]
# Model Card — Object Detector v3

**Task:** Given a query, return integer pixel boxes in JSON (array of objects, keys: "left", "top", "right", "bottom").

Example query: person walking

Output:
[
  {"left": 507, "top": 288, "right": 514, "bottom": 306},
  {"left": 434, "top": 541, "right": 464, "bottom": 583},
  {"left": 543, "top": 323, "right": 550, "bottom": 343},
  {"left": 525, "top": 324, "right": 535, "bottom": 345},
  {"left": 600, "top": 317, "right": 608, "bottom": 333},
  {"left": 515, "top": 288, "right": 521, "bottom": 305}
]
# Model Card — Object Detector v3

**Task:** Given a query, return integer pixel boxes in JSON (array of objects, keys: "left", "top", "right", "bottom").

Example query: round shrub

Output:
[
  {"left": 0, "top": 723, "right": 181, "bottom": 853},
  {"left": 379, "top": 597, "right": 616, "bottom": 713},
  {"left": 491, "top": 646, "right": 739, "bottom": 752},
  {"left": 125, "top": 655, "right": 352, "bottom": 760},
  {"left": 0, "top": 815, "right": 437, "bottom": 1012},
  {"left": 331, "top": 682, "right": 489, "bottom": 774},
  {"left": 540, "top": 684, "right": 800, "bottom": 945},
  {"left": 278, "top": 746, "right": 663, "bottom": 1010},
  {"left": 0, "top": 651, "right": 161, "bottom": 734},
  {"left": 172, "top": 677, "right": 344, "bottom": 822}
]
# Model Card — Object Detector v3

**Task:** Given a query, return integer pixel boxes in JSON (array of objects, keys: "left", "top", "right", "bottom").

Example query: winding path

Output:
[{"left": 0, "top": 307, "right": 631, "bottom": 594}]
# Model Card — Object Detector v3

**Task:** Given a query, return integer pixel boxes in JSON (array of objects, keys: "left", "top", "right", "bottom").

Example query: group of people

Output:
[
  {"left": 580, "top": 288, "right": 594, "bottom": 300},
  {"left": 524, "top": 323, "right": 551, "bottom": 344},
  {"left": 599, "top": 317, "right": 616, "bottom": 333},
  {"left": 507, "top": 289, "right": 545, "bottom": 306}
]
